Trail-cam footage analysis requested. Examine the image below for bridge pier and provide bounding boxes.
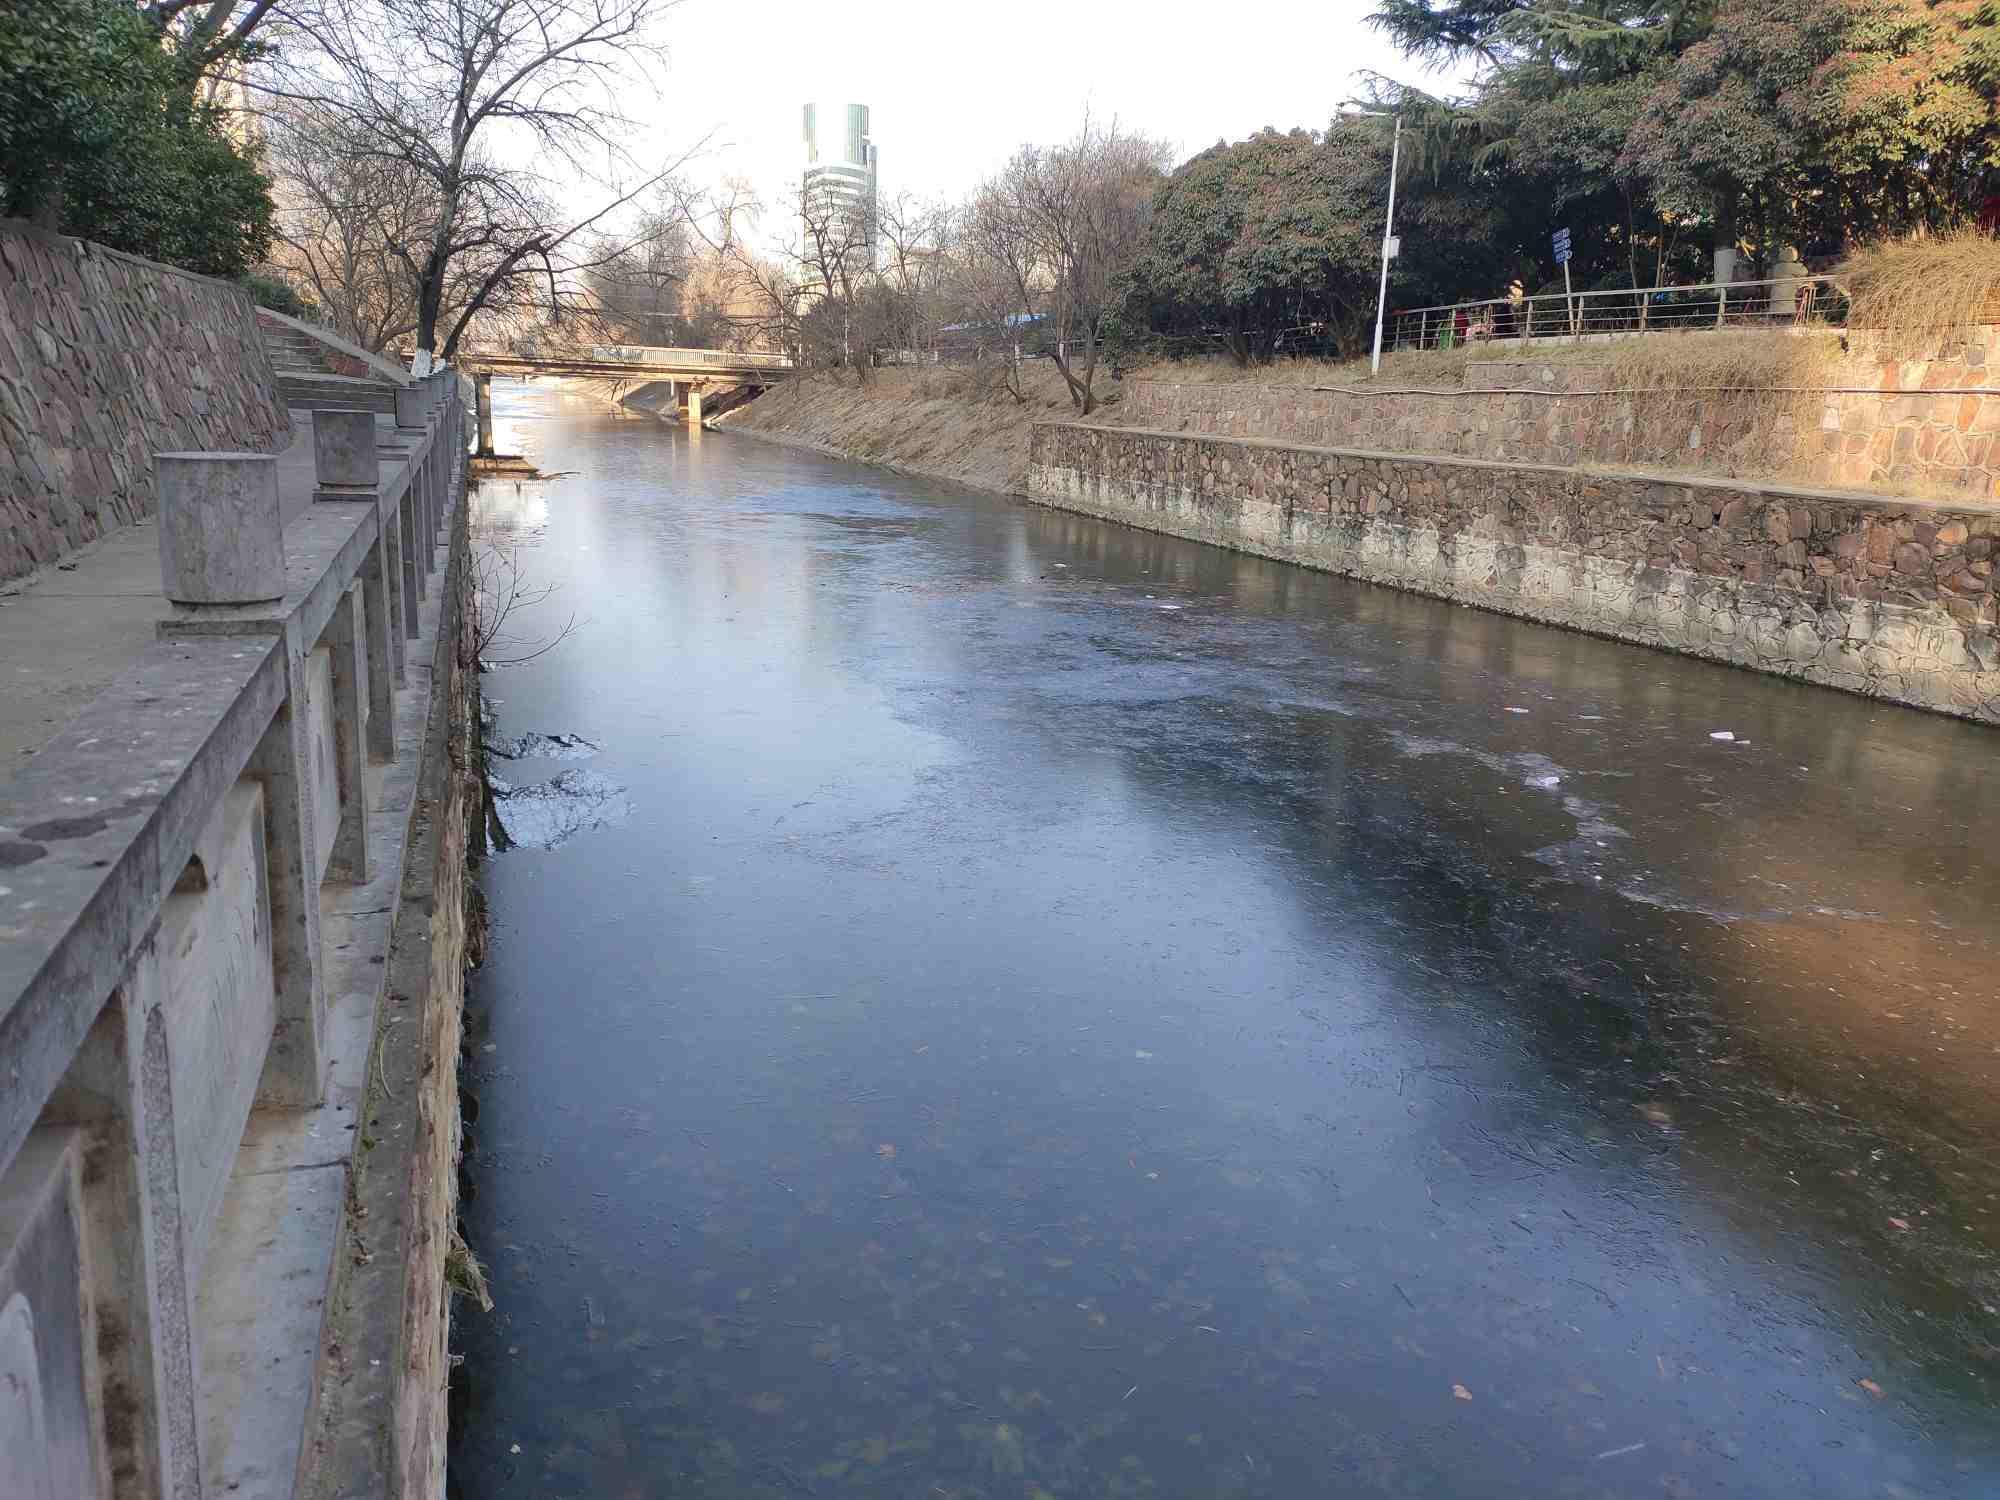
[686,385,703,429]
[475,372,495,457]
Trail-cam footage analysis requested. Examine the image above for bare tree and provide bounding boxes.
[142,0,284,83]
[979,117,1170,414]
[272,0,691,359]
[796,177,875,371]
[874,193,956,363]
[585,205,693,343]
[704,177,873,376]
[265,104,430,350]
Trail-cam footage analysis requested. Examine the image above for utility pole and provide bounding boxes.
[1344,104,1403,376]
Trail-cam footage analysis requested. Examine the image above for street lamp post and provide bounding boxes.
[1343,103,1404,376]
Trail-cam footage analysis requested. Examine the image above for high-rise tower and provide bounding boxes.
[801,102,878,284]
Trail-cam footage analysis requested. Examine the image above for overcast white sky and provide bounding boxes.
[644,0,1466,224]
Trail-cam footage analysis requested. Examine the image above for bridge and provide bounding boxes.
[456,344,794,448]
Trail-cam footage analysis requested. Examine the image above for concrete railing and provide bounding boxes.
[0,373,467,1498]
[582,343,794,369]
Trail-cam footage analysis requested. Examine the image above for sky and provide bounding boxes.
[642,0,1470,230]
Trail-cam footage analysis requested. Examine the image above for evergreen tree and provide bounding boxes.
[0,0,274,278]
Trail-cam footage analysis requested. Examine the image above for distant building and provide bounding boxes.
[801,102,878,287]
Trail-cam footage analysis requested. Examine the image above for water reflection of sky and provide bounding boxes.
[450,380,1999,1499]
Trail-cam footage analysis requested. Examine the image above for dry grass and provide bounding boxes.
[1837,227,2000,357]
[1585,329,1841,394]
[718,364,1094,493]
[1126,348,1476,389]
[1131,329,1844,394]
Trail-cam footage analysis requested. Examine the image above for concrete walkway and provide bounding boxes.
[0,412,410,763]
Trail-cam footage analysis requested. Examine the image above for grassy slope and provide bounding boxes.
[1126,331,1845,393]
[716,365,1121,495]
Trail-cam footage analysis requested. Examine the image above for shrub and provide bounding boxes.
[0,0,274,278]
[239,271,318,321]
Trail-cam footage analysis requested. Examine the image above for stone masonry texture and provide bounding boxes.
[0,219,291,584]
[1030,423,2000,723]
[1124,326,2000,501]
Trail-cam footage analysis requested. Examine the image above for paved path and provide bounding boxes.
[0,412,407,762]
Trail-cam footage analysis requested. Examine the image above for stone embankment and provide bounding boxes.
[1,221,482,1500]
[707,336,2000,721]
[1,219,292,583]
[1029,424,1999,722]
[1124,330,2000,500]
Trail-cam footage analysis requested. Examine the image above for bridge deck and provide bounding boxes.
[463,348,792,382]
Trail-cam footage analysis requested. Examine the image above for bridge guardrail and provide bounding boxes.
[583,344,793,369]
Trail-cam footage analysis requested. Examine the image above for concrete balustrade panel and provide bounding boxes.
[248,649,329,1108]
[321,585,371,881]
[0,1132,101,1500]
[39,958,202,1498]
[378,441,423,633]
[155,452,287,605]
[0,1290,57,1500]
[0,637,285,1178]
[303,645,342,887]
[362,530,399,753]
[374,492,408,680]
[158,783,275,1275]
[412,463,434,596]
[396,470,424,627]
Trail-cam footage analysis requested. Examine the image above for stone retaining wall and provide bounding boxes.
[1029,423,2000,723]
[1125,328,2000,501]
[0,220,291,583]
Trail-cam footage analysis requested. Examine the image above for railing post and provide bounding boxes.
[149,452,328,1107]
[421,378,443,549]
[246,647,329,1107]
[311,407,377,503]
[393,385,433,599]
[321,583,370,883]
[442,372,463,524]
[312,404,399,758]
[379,433,422,638]
[420,375,440,541]
[155,452,286,605]
[475,372,495,458]
[430,374,451,542]
[313,410,402,679]
[37,961,203,1499]
[363,508,402,734]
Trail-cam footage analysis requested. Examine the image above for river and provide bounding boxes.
[448,382,1998,1498]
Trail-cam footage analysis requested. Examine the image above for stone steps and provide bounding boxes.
[264,336,334,374]
[276,372,398,416]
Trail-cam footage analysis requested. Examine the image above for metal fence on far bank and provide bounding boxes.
[1389,276,1848,351]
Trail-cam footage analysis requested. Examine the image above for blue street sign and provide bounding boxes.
[1552,227,1572,265]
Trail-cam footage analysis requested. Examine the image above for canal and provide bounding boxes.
[449,383,1999,1498]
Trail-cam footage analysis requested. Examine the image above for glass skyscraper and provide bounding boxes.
[801,102,878,283]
